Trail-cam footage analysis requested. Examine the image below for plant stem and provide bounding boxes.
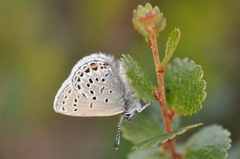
[149,29,180,159]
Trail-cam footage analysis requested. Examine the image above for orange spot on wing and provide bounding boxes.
[90,62,98,70]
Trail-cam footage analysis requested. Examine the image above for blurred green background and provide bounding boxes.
[1,0,240,158]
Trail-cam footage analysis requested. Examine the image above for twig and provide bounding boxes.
[148,28,181,159]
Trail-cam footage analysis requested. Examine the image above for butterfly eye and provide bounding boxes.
[89,62,98,70]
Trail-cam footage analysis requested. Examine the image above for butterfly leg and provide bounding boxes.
[137,103,150,113]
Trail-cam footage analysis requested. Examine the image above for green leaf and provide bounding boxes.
[127,147,164,159]
[161,28,181,67]
[122,103,164,145]
[132,3,166,40]
[133,123,203,150]
[164,58,207,116]
[183,125,232,159]
[121,54,155,104]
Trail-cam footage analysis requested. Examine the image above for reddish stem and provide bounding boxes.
[149,29,181,159]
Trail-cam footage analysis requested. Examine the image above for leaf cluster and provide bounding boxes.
[120,3,232,159]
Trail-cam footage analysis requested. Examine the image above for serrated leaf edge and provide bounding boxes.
[183,125,232,159]
[165,58,207,116]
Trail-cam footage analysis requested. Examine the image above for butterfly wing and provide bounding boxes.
[54,78,125,116]
[53,54,126,117]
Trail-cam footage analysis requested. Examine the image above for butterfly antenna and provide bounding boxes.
[114,115,125,150]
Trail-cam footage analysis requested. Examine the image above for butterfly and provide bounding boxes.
[53,53,149,149]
